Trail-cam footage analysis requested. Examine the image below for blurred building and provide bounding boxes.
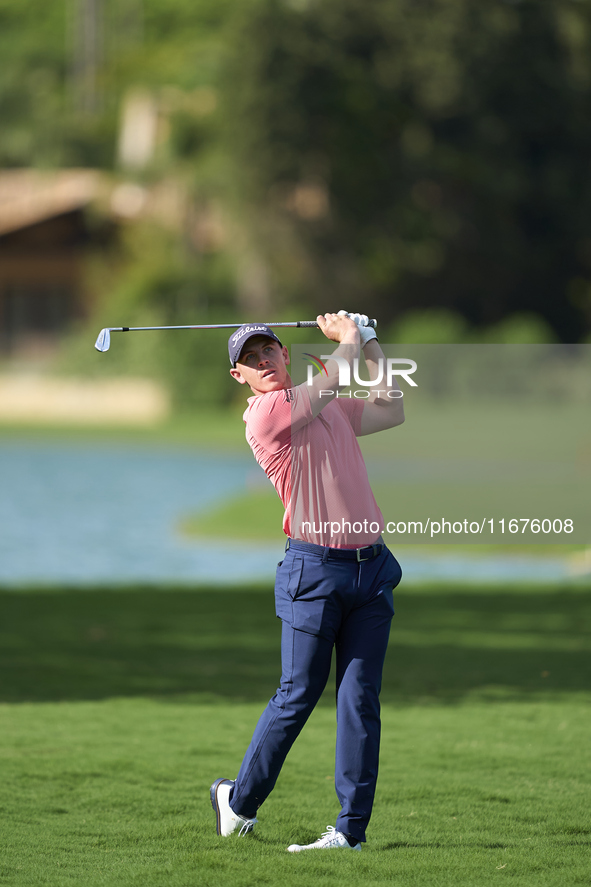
[0,169,111,356]
[0,166,198,358]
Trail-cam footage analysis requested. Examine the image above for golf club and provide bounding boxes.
[94,318,377,352]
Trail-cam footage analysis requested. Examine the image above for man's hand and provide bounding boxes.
[316,312,360,345]
[331,311,403,435]
[338,310,378,348]
[304,313,359,418]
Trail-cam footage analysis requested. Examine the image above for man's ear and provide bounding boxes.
[230,367,247,385]
[282,345,290,366]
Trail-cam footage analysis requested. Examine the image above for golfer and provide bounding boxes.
[211,311,404,851]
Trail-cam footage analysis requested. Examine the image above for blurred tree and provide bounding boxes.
[60,220,238,407]
[220,0,591,341]
[0,0,236,168]
[3,0,591,353]
[388,309,470,345]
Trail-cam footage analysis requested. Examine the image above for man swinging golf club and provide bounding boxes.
[211,310,404,852]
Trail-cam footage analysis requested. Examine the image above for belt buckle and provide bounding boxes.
[356,543,381,562]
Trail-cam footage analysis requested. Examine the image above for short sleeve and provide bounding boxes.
[245,385,313,453]
[334,398,365,436]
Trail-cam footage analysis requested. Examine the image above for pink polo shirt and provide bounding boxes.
[243,385,384,548]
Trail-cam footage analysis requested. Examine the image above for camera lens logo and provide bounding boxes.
[302,353,328,376]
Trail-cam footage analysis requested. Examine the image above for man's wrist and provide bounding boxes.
[359,328,378,348]
[340,330,361,346]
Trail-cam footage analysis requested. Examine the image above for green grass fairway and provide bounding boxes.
[1,582,590,886]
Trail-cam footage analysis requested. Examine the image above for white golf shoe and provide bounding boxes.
[210,778,258,837]
[287,825,362,852]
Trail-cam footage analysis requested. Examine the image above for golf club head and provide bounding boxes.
[95,328,111,352]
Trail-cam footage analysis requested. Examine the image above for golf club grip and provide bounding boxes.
[298,318,377,328]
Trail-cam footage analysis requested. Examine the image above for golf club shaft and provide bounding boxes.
[105,320,376,332]
[94,319,377,351]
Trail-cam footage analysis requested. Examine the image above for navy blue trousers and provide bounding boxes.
[230,540,402,843]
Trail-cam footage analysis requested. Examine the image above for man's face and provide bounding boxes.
[230,336,291,395]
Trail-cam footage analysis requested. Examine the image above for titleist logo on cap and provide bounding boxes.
[231,325,268,346]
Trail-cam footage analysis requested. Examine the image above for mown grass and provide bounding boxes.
[1,582,590,886]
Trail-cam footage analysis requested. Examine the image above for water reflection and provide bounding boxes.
[0,442,583,586]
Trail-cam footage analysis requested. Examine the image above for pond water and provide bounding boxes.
[0,441,584,587]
